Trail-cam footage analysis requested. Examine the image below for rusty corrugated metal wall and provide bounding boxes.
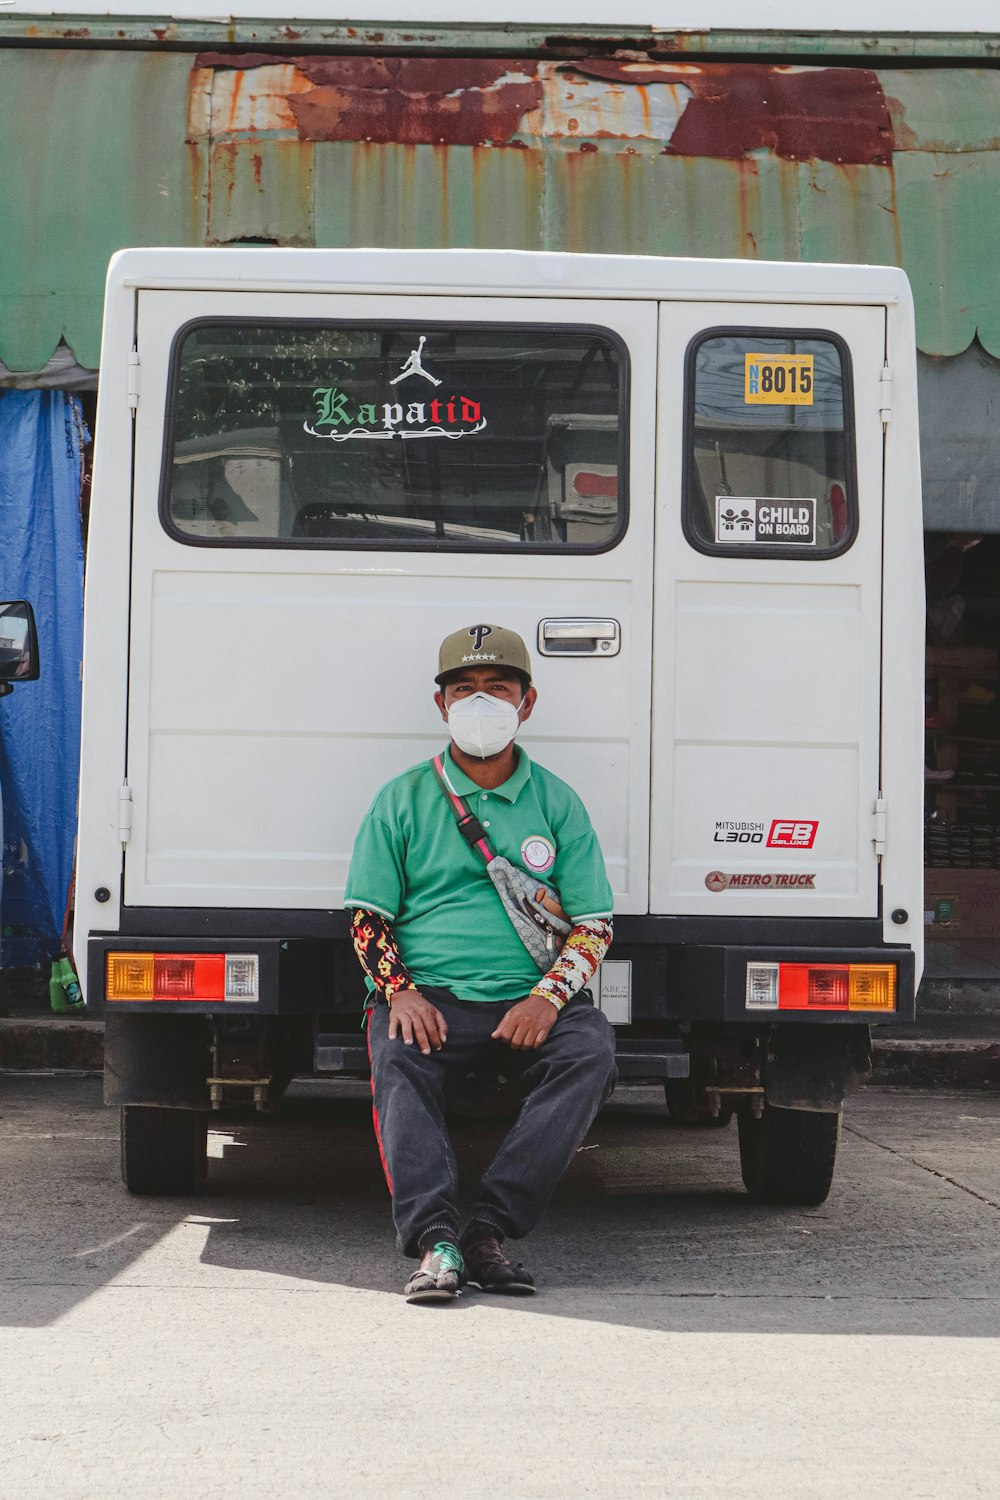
[0,47,998,372]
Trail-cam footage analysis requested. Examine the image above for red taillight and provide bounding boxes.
[106,951,258,1003]
[830,483,848,542]
[745,961,897,1013]
[572,471,618,499]
[153,954,226,1001]
[780,964,850,1010]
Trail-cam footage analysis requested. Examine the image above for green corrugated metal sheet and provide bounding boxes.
[0,50,201,369]
[313,142,545,253]
[1,50,998,372]
[894,150,1000,357]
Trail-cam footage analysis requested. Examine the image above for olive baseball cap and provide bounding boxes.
[435,623,533,685]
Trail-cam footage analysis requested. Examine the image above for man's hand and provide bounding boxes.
[535,886,569,923]
[492,995,558,1051]
[388,989,448,1055]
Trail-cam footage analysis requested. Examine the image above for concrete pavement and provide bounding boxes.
[3,1077,1000,1499]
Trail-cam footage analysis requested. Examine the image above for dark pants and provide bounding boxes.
[366,989,617,1257]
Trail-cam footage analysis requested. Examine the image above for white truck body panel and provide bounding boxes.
[652,301,886,917]
[124,290,656,913]
[76,248,924,995]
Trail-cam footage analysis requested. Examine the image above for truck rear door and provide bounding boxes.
[651,302,887,917]
[124,291,657,914]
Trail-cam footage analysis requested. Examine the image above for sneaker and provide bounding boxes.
[403,1241,466,1304]
[462,1236,535,1295]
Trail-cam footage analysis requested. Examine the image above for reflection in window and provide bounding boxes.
[686,334,854,553]
[165,324,626,550]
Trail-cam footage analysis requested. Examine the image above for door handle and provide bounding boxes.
[537,618,621,657]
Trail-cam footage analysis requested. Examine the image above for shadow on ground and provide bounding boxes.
[3,1075,1000,1336]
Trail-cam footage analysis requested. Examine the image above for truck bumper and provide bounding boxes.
[87,912,916,1026]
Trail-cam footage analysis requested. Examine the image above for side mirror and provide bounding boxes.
[0,602,39,695]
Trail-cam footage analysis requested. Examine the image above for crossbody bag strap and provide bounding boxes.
[430,754,496,867]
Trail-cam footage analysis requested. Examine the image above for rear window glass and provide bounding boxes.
[684,330,856,556]
[163,322,627,552]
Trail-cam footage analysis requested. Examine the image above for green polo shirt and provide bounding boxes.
[344,746,613,1003]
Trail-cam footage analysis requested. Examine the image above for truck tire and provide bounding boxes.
[120,1106,209,1195]
[737,1101,840,1206]
[664,1081,733,1127]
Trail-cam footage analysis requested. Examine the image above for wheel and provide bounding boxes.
[664,1080,733,1128]
[120,1106,209,1195]
[738,1101,840,1205]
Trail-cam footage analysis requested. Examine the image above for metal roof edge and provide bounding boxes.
[2,16,999,57]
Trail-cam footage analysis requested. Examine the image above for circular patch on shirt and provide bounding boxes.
[521,835,556,873]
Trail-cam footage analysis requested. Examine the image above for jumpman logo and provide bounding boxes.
[389,336,442,387]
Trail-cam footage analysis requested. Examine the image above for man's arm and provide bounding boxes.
[531,917,614,1010]
[350,908,415,1000]
[350,909,448,1054]
[492,917,613,1050]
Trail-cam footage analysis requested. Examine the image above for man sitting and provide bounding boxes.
[345,623,616,1303]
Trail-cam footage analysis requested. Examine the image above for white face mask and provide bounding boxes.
[447,692,524,760]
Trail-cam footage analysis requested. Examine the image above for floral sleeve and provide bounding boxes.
[529,918,613,1010]
[350,909,415,1001]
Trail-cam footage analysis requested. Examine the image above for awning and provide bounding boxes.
[0,51,999,375]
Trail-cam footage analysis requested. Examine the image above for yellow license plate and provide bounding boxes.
[744,353,814,405]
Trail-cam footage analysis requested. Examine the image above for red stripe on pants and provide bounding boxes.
[366,1007,393,1193]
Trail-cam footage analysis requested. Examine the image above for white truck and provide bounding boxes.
[77,247,924,1204]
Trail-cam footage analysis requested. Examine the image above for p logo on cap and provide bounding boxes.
[435,623,533,684]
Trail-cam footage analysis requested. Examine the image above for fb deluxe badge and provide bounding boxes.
[521,836,556,874]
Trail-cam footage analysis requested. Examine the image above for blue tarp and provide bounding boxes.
[0,392,85,967]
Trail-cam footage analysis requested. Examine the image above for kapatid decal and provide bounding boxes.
[706,871,817,892]
[521,835,556,874]
[716,496,816,546]
[305,335,488,443]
